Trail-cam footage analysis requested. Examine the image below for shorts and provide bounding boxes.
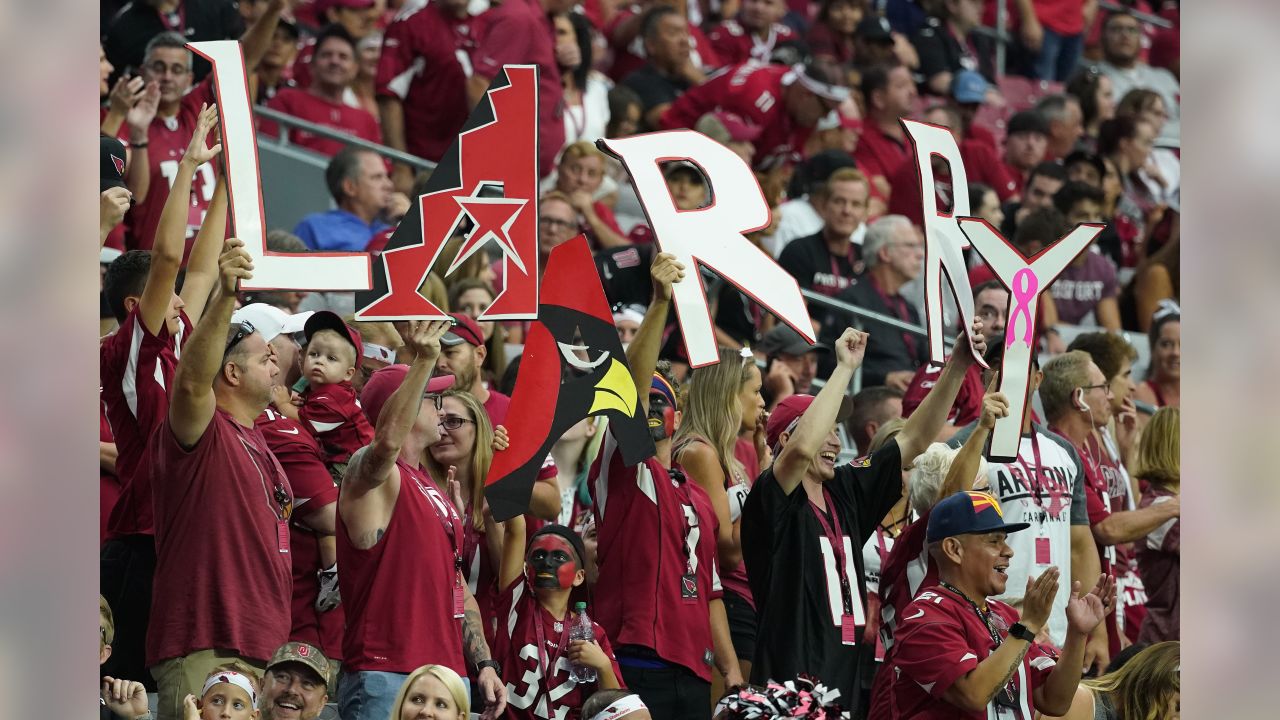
[721,589,757,662]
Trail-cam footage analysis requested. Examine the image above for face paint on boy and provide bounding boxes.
[527,535,580,589]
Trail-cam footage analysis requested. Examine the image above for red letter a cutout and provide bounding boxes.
[355,65,540,320]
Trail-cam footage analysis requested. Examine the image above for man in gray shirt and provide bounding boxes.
[1098,12,1180,145]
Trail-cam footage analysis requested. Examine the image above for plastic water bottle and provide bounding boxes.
[569,602,598,683]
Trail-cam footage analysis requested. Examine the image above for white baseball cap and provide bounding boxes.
[230,303,313,343]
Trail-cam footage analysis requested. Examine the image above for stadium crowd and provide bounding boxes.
[99,0,1181,718]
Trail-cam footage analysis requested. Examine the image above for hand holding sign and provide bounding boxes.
[650,252,686,302]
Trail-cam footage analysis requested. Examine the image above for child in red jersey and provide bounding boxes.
[492,513,623,720]
[273,310,375,480]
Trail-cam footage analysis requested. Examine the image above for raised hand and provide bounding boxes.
[183,103,223,167]
[1066,574,1115,638]
[1020,566,1060,634]
[445,465,466,517]
[978,389,1010,430]
[108,75,144,117]
[401,319,453,362]
[834,328,869,371]
[957,315,987,366]
[650,252,686,302]
[126,80,160,137]
[217,238,254,295]
[492,424,510,452]
[101,677,150,720]
[1115,396,1139,455]
[101,187,132,236]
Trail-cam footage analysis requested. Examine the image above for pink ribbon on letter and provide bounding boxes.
[1005,267,1038,348]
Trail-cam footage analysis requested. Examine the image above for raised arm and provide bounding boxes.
[123,81,158,199]
[772,328,867,496]
[140,104,221,336]
[240,0,289,73]
[626,252,685,412]
[939,384,1007,500]
[496,512,527,590]
[168,239,252,448]
[898,320,986,465]
[342,320,452,497]
[179,173,227,324]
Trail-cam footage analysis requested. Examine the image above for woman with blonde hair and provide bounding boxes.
[1047,641,1179,720]
[391,664,470,720]
[672,346,766,684]
[1135,406,1180,643]
[447,278,509,385]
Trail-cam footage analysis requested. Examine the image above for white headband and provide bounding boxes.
[201,671,258,708]
[613,307,645,327]
[590,694,648,720]
[786,64,852,103]
[363,343,396,364]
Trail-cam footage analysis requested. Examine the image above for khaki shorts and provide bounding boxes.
[150,649,266,720]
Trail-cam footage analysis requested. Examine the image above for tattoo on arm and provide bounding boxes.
[463,608,491,665]
[986,644,1032,704]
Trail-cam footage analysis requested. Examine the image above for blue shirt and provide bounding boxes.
[293,209,389,252]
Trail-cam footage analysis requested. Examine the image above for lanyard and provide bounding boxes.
[868,273,918,359]
[531,600,574,692]
[809,489,853,613]
[938,581,1020,708]
[1027,432,1046,509]
[233,421,292,522]
[420,470,465,574]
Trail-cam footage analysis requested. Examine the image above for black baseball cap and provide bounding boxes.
[1064,150,1106,180]
[926,491,1031,543]
[102,135,128,192]
[758,325,829,357]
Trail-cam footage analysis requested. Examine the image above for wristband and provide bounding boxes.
[130,141,149,149]
[476,659,502,675]
[1008,622,1036,643]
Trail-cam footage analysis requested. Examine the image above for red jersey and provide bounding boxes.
[605,6,722,82]
[119,79,218,252]
[876,585,1059,719]
[497,579,625,720]
[148,411,294,665]
[472,0,564,177]
[706,20,797,67]
[337,459,467,674]
[100,307,193,538]
[661,63,811,170]
[376,1,479,162]
[901,363,985,429]
[853,120,911,191]
[100,400,122,545]
[588,432,723,681]
[299,380,374,465]
[483,389,513,426]
[256,408,345,661]
[877,510,933,655]
[261,88,382,158]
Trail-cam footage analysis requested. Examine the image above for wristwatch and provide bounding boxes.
[1008,622,1036,643]
[477,659,502,675]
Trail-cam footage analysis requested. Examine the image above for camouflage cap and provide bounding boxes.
[266,642,330,686]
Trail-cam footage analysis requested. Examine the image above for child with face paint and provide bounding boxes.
[183,665,263,720]
[493,513,623,720]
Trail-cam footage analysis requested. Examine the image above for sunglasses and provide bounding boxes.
[224,320,256,359]
[439,415,476,431]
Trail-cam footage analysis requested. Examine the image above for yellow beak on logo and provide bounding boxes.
[589,359,639,417]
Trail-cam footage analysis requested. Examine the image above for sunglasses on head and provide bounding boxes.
[224,320,255,359]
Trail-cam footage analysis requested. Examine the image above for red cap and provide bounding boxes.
[710,111,762,142]
[765,393,854,450]
[442,313,485,347]
[360,364,456,426]
[304,311,364,366]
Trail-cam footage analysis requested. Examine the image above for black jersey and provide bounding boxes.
[741,440,903,718]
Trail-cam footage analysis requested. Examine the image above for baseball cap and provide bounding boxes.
[304,310,364,361]
[102,135,128,192]
[951,70,989,105]
[758,325,829,357]
[663,160,703,181]
[1064,149,1106,181]
[231,304,312,344]
[360,364,455,426]
[855,15,893,42]
[266,641,331,686]
[926,490,1030,543]
[441,312,485,347]
[1006,110,1049,137]
[698,111,762,143]
[765,393,853,450]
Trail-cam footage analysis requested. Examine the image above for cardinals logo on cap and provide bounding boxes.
[111,154,125,176]
[966,491,1004,517]
[484,236,654,521]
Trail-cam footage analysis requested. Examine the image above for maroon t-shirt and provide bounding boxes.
[118,79,217,253]
[1136,485,1179,643]
[706,20,796,67]
[662,63,812,170]
[588,433,723,681]
[853,121,911,192]
[1050,252,1118,326]
[100,400,122,545]
[148,411,294,665]
[901,363,985,429]
[261,88,382,158]
[497,579,625,720]
[299,380,375,465]
[472,0,564,177]
[101,307,193,538]
[337,459,467,674]
[483,389,513,427]
[376,1,479,162]
[256,408,345,661]
[876,585,1059,719]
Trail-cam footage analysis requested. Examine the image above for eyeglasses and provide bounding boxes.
[1106,25,1142,36]
[1080,383,1109,393]
[224,321,256,358]
[539,216,577,231]
[145,61,191,76]
[439,415,476,431]
[424,393,445,412]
